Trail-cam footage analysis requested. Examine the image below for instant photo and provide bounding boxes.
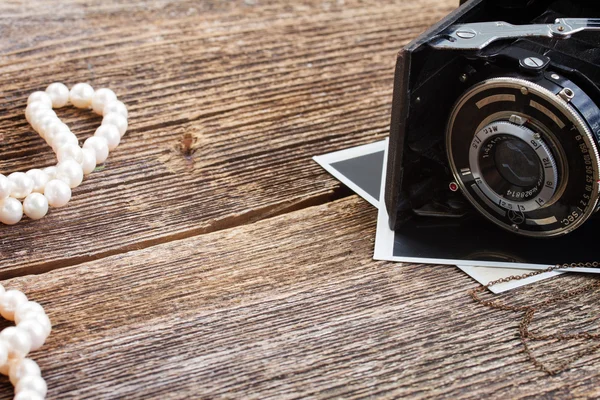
[314,140,563,293]
[313,141,385,208]
[375,141,600,274]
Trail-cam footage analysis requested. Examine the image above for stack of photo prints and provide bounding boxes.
[314,139,600,294]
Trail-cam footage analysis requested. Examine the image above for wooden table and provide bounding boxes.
[1,0,600,398]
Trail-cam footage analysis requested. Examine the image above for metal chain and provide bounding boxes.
[469,262,600,375]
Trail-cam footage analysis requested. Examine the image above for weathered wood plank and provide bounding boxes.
[0,196,598,399]
[0,0,455,277]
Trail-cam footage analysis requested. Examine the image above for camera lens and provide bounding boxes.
[446,76,600,237]
[471,122,554,209]
[493,138,541,187]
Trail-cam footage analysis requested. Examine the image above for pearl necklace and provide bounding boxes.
[0,284,52,399]
[0,82,128,225]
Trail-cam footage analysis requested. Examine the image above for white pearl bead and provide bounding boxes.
[0,341,8,370]
[56,160,84,188]
[0,290,28,321]
[14,302,46,325]
[83,136,109,164]
[81,148,97,175]
[45,82,69,108]
[34,112,59,138]
[50,131,78,152]
[102,112,128,137]
[18,319,49,351]
[44,179,71,208]
[9,358,40,386]
[15,376,48,398]
[92,88,117,114]
[32,113,56,135]
[95,124,120,150]
[26,92,52,108]
[0,327,31,360]
[25,102,50,124]
[23,313,51,337]
[23,193,49,220]
[44,121,70,143]
[8,172,34,199]
[42,166,57,180]
[0,198,23,225]
[15,390,45,400]
[103,100,128,118]
[69,83,94,108]
[56,143,83,163]
[25,169,49,193]
[14,389,45,400]
[0,174,11,199]
[33,107,56,120]
[16,310,43,325]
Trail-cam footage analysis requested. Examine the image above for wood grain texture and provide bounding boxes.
[0,0,454,277]
[3,1,600,399]
[0,196,598,399]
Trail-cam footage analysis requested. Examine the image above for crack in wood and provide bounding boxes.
[0,187,354,280]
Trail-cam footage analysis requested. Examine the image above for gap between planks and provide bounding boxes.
[0,183,356,280]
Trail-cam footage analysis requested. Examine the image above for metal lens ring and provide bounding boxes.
[446,75,600,237]
[469,121,558,212]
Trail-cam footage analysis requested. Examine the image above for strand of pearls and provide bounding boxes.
[0,284,52,399]
[0,83,128,225]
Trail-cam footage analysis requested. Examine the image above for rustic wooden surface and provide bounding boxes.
[1,0,599,398]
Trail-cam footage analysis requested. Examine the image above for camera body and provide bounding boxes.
[385,0,600,237]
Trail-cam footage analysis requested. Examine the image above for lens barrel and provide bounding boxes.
[446,74,600,237]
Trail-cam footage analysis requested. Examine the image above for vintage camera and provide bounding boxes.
[385,0,600,237]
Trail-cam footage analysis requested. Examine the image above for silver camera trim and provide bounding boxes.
[430,18,600,51]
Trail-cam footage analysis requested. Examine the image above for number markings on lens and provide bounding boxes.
[542,157,553,169]
[470,184,506,216]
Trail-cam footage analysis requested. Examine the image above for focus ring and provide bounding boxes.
[469,120,558,212]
